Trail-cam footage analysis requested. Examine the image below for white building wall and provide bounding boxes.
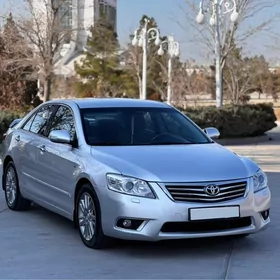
[31,0,117,76]
[58,0,117,76]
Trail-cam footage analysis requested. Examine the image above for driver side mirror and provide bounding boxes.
[49,130,71,144]
[204,127,220,139]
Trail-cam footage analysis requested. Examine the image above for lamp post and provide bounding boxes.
[157,36,180,105]
[196,0,239,108]
[132,18,161,100]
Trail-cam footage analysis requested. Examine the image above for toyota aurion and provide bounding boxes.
[1,98,271,249]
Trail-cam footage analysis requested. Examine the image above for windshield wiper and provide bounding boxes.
[91,142,122,146]
[149,142,193,145]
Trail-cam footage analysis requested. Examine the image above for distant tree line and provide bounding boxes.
[0,2,280,113]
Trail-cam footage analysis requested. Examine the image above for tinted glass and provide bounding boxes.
[81,107,210,146]
[29,105,55,135]
[48,105,76,141]
[22,115,36,131]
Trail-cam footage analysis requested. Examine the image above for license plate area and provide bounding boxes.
[189,206,240,221]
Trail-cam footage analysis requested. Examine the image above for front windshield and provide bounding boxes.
[80,107,211,146]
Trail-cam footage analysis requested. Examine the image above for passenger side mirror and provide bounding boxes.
[204,127,220,139]
[9,118,22,128]
[49,130,71,144]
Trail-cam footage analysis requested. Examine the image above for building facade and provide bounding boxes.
[30,0,117,77]
[54,0,117,76]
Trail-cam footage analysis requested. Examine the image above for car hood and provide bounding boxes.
[90,143,259,182]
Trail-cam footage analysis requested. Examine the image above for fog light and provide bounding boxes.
[116,218,145,230]
[123,219,132,227]
[261,209,270,220]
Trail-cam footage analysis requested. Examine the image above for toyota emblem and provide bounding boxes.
[204,184,220,196]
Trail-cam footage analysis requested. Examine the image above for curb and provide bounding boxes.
[215,134,270,146]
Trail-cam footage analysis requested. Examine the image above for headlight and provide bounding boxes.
[106,174,156,198]
[253,169,268,193]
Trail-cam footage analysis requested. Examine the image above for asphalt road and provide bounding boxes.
[0,129,280,279]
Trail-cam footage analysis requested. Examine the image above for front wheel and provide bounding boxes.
[234,234,250,239]
[4,161,31,211]
[76,184,110,249]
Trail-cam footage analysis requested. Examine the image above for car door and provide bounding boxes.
[14,104,57,198]
[35,105,79,214]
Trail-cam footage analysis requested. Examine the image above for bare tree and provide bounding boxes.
[251,56,279,100]
[0,14,32,76]
[222,53,279,104]
[10,0,77,102]
[179,0,280,87]
[122,46,143,98]
[122,43,166,99]
[122,16,169,99]
[265,29,280,67]
[145,55,215,105]
[0,13,39,110]
[175,64,214,105]
[223,56,255,104]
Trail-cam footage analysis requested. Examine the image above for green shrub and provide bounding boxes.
[0,104,277,143]
[180,103,277,138]
[0,111,22,143]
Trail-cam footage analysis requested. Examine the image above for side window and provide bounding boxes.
[29,105,55,136]
[48,106,76,142]
[22,115,36,131]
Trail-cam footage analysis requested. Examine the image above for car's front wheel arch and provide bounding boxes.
[73,178,99,227]
[2,155,13,190]
[74,180,110,249]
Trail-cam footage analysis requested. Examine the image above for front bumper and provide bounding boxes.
[100,180,271,241]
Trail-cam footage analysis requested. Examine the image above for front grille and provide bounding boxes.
[165,180,247,203]
[161,217,252,233]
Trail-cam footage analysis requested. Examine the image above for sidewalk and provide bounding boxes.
[224,125,280,172]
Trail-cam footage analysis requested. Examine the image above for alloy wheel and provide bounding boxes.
[5,166,17,207]
[78,192,96,241]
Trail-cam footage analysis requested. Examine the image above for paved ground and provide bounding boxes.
[0,128,280,279]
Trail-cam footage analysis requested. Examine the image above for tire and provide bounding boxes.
[4,161,31,211]
[235,234,250,239]
[75,183,110,249]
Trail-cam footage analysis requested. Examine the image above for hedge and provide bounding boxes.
[0,111,22,143]
[181,103,277,138]
[0,103,277,142]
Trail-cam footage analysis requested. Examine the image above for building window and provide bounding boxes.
[56,0,73,43]
[99,0,106,18]
[98,0,116,28]
[108,5,116,27]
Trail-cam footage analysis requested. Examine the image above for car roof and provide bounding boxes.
[47,98,170,109]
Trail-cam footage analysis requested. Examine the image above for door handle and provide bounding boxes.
[39,145,46,152]
[15,135,20,142]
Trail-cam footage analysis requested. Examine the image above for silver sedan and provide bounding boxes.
[1,98,271,249]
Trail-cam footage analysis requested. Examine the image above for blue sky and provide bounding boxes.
[117,0,210,62]
[117,0,185,45]
[1,0,280,64]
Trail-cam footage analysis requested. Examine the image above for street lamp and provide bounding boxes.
[132,18,161,100]
[196,0,239,108]
[157,36,180,105]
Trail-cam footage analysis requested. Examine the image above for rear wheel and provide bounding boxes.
[76,184,110,249]
[4,161,31,211]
